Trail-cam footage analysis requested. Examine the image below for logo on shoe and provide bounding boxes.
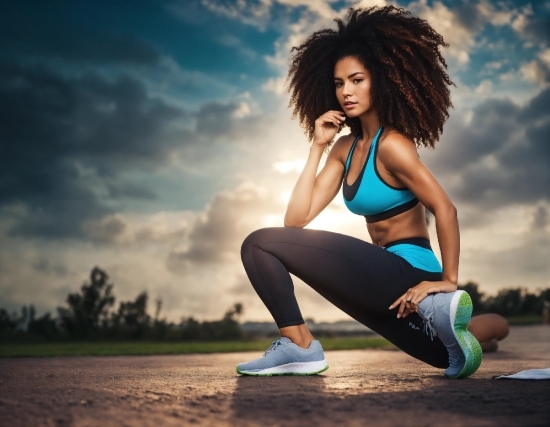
[408,322,420,330]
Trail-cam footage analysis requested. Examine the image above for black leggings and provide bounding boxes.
[241,227,449,368]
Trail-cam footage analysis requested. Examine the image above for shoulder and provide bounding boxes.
[377,129,419,171]
[328,133,356,165]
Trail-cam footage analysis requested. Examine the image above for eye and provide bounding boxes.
[335,82,342,87]
[353,78,363,84]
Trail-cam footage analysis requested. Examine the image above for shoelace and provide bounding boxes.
[422,316,438,341]
[264,339,283,356]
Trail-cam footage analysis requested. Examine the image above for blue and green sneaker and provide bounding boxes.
[236,337,329,376]
[418,290,483,378]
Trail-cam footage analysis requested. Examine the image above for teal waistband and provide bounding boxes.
[385,243,442,273]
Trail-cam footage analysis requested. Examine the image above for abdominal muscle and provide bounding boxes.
[366,202,430,247]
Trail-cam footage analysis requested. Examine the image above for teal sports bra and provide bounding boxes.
[343,125,419,223]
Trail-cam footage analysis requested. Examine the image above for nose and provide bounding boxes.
[342,81,352,97]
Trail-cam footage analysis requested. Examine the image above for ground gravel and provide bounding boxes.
[0,325,549,427]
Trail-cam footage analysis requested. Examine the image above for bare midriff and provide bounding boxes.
[366,199,430,247]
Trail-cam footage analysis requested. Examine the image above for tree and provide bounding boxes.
[27,305,59,340]
[57,267,115,339]
[112,292,150,339]
[115,292,149,327]
[0,309,18,339]
[224,303,243,320]
[484,288,525,316]
[180,303,244,341]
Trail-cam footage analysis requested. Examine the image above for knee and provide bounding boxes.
[241,227,277,258]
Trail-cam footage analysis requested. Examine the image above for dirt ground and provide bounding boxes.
[1,325,549,427]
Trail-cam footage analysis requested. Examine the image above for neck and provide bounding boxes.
[358,110,380,141]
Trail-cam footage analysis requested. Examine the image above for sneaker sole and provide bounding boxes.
[236,359,329,376]
[446,291,483,379]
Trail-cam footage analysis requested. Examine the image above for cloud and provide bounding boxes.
[406,0,513,65]
[511,4,550,46]
[0,4,161,66]
[82,215,128,244]
[195,101,251,136]
[167,181,283,270]
[0,60,189,238]
[462,231,550,290]
[0,56,266,240]
[406,0,477,64]
[169,0,273,30]
[423,87,550,212]
[81,210,193,245]
[519,48,550,87]
[532,205,549,231]
[275,0,342,19]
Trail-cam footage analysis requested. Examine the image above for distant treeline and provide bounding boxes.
[1,268,549,342]
[458,282,550,316]
[0,267,243,342]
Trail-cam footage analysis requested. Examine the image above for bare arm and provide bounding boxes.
[284,111,347,227]
[384,133,460,316]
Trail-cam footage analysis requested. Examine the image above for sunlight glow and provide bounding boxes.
[273,159,306,174]
[280,190,292,204]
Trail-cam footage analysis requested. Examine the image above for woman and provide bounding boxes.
[237,6,482,378]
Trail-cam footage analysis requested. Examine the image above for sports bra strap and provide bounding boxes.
[344,125,383,172]
[344,134,361,171]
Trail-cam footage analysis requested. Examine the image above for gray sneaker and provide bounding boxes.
[236,337,329,376]
[417,290,483,378]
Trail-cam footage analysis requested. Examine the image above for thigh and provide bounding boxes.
[360,311,448,368]
[249,227,420,313]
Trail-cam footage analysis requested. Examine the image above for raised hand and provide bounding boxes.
[313,111,346,148]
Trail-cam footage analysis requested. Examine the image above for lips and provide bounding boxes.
[344,102,357,109]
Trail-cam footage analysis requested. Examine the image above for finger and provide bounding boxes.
[402,290,416,317]
[389,294,406,310]
[403,298,415,318]
[321,119,338,128]
[410,291,427,313]
[317,114,338,124]
[410,291,420,312]
[411,291,427,305]
[327,114,344,125]
[397,299,407,318]
[396,288,413,317]
[329,111,346,121]
[325,114,343,126]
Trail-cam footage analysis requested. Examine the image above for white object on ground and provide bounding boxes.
[495,368,550,380]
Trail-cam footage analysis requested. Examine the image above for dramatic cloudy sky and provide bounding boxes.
[1,0,549,323]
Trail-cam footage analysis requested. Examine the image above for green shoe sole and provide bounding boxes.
[236,364,329,377]
[446,291,483,379]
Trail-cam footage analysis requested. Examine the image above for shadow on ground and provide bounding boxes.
[0,325,548,426]
[231,373,548,427]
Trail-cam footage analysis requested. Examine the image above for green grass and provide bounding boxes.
[0,336,392,358]
[504,315,543,325]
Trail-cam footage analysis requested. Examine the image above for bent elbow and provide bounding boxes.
[284,220,305,228]
[433,202,457,218]
[450,203,458,217]
[283,215,306,228]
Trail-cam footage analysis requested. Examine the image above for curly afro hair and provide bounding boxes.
[287,5,454,148]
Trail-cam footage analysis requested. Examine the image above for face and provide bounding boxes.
[333,56,374,118]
